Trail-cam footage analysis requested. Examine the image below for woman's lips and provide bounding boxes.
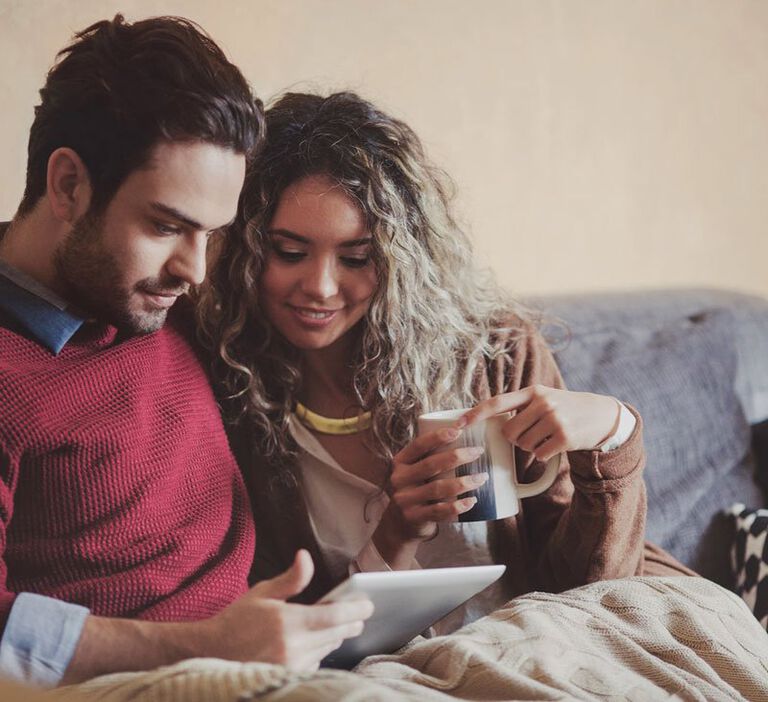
[289,305,340,327]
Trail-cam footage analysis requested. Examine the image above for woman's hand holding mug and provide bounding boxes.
[372,429,488,568]
[373,385,621,569]
[381,431,487,532]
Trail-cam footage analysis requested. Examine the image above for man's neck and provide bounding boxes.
[0,210,65,294]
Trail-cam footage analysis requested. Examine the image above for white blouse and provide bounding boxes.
[292,415,524,634]
[289,403,635,634]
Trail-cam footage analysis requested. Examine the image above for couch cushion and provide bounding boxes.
[534,290,768,425]
[531,291,767,585]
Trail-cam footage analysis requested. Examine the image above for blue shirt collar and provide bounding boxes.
[0,257,85,355]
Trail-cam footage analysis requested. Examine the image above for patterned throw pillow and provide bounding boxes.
[728,503,768,630]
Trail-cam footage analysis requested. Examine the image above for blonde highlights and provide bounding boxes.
[197,92,528,463]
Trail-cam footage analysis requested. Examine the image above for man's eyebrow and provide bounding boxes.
[267,228,372,248]
[150,202,204,230]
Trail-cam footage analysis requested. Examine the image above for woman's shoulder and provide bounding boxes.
[483,309,563,394]
[489,309,549,355]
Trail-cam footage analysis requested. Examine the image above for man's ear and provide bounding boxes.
[46,147,93,223]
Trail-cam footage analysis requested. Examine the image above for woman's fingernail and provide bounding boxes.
[469,447,485,458]
[463,496,478,508]
[470,473,488,485]
[440,428,460,441]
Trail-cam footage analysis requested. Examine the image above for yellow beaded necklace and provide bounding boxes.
[295,401,372,435]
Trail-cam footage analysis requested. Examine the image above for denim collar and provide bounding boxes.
[0,256,85,355]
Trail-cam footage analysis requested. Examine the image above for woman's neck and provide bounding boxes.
[298,335,361,417]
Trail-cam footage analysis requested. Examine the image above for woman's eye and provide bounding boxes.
[273,248,306,262]
[341,256,370,269]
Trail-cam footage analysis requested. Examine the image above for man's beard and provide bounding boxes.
[53,212,186,335]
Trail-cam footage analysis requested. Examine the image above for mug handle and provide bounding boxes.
[515,453,561,499]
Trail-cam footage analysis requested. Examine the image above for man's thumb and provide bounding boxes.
[255,549,314,600]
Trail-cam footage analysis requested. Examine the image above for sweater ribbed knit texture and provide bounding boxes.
[0,308,255,632]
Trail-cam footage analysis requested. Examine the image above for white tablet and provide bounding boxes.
[319,564,506,669]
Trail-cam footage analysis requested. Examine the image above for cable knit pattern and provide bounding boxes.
[0,309,255,632]
[46,578,768,702]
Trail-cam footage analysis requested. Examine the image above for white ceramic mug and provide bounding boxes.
[417,408,561,522]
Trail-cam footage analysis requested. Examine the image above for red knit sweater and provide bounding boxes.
[0,309,255,632]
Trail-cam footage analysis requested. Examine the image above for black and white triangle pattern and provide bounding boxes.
[728,503,768,631]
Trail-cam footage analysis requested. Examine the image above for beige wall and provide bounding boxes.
[1,0,767,297]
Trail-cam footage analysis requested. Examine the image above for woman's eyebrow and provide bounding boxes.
[339,237,372,248]
[266,228,307,243]
[267,229,372,248]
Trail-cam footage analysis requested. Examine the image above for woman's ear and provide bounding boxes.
[46,147,93,223]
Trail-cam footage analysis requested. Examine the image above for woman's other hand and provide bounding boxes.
[458,385,621,463]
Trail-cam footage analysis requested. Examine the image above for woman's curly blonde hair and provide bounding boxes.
[196,91,529,464]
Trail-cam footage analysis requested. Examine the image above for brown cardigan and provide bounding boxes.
[231,323,694,603]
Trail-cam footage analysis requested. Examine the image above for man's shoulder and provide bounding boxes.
[0,311,48,434]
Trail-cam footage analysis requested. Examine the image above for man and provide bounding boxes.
[0,14,371,687]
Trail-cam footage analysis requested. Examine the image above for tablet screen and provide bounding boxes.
[320,564,506,669]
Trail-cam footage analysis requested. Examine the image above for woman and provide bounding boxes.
[198,92,691,628]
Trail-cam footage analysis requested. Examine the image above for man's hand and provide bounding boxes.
[61,550,373,684]
[199,549,374,669]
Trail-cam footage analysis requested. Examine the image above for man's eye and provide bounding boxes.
[341,256,370,269]
[273,248,306,262]
[154,222,181,236]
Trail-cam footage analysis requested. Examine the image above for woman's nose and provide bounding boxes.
[301,258,339,299]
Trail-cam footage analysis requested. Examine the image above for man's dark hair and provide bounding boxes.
[17,14,263,216]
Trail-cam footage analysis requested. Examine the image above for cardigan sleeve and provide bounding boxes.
[490,325,647,593]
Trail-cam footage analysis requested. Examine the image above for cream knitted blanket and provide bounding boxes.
[48,577,768,702]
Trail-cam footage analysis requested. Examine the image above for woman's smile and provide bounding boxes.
[259,174,377,351]
[289,304,341,327]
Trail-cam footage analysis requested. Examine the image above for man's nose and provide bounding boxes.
[168,232,208,287]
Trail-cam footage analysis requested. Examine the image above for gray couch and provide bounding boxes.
[531,289,768,587]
